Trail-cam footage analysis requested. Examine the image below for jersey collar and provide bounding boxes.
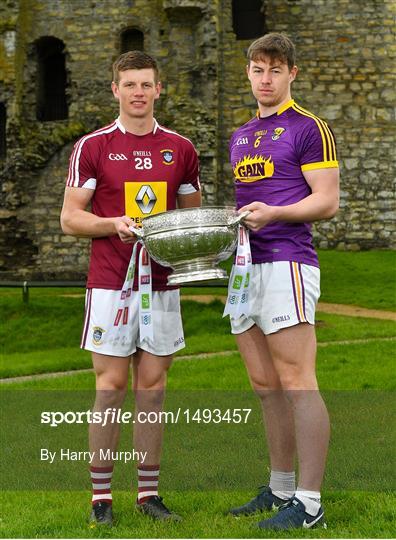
[116,117,159,135]
[255,99,295,119]
[277,99,294,115]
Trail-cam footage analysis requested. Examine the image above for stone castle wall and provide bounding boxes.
[0,0,395,280]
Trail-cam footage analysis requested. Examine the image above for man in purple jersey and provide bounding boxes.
[227,34,339,530]
[61,51,201,526]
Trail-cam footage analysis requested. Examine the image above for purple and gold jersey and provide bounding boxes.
[230,99,338,267]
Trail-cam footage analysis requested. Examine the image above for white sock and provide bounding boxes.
[269,470,296,500]
[295,488,321,516]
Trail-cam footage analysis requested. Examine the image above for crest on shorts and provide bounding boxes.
[92,326,105,345]
[161,149,174,165]
[272,127,286,141]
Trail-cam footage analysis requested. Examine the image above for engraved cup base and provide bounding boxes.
[167,263,228,285]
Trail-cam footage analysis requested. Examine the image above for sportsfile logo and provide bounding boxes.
[108,153,127,160]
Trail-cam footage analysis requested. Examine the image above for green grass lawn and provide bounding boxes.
[1,348,395,538]
[0,249,395,538]
[1,301,395,378]
[1,490,395,538]
[184,249,396,311]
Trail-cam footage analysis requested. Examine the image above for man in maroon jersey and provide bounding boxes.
[61,51,201,526]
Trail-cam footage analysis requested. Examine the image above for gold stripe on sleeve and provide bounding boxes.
[292,104,337,163]
[301,161,339,171]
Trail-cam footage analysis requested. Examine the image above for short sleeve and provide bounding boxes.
[66,136,98,189]
[297,118,338,172]
[177,142,200,194]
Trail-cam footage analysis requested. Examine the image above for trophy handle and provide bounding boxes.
[129,226,144,239]
[230,210,251,226]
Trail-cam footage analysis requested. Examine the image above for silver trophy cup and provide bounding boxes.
[131,206,248,285]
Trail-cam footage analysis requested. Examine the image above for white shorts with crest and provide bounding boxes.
[230,261,320,336]
[81,288,185,357]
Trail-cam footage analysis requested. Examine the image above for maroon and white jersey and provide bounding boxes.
[66,118,200,290]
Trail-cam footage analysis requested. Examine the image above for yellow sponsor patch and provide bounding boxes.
[124,181,167,223]
[233,154,274,182]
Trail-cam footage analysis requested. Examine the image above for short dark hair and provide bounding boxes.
[112,51,160,84]
[247,33,296,70]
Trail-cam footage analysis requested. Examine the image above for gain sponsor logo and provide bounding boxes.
[233,154,274,182]
[108,153,127,160]
[92,326,105,345]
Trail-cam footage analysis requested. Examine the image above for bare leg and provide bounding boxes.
[89,352,130,467]
[132,349,173,466]
[266,323,330,491]
[236,325,296,472]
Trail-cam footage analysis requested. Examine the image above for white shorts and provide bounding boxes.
[230,261,320,336]
[81,288,185,357]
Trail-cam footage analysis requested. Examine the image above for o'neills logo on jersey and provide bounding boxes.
[161,149,174,165]
[233,154,274,182]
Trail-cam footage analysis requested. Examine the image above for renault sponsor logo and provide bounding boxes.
[109,153,127,160]
[135,185,157,214]
[124,181,167,220]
